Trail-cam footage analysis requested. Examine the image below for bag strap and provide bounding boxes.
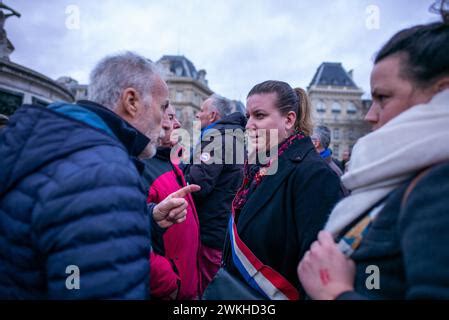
[337,200,386,257]
[337,167,433,257]
[401,167,432,208]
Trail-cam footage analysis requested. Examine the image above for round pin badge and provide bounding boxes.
[200,152,211,162]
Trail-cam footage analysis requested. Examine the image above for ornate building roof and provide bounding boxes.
[309,62,358,88]
[157,55,208,85]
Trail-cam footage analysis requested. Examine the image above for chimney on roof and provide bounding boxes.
[198,69,207,84]
[348,69,354,79]
[157,59,172,78]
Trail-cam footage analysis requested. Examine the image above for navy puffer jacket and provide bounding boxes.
[0,102,151,299]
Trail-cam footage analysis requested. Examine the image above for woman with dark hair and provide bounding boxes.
[219,81,343,300]
[298,1,449,300]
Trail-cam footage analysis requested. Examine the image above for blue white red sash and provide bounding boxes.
[228,215,300,300]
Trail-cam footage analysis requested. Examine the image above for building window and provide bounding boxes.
[347,102,357,114]
[333,144,340,157]
[333,128,340,140]
[349,128,356,140]
[76,88,88,100]
[176,108,182,121]
[176,91,183,102]
[0,88,23,116]
[316,101,326,113]
[175,66,183,76]
[32,97,49,107]
[332,102,341,113]
[194,92,201,105]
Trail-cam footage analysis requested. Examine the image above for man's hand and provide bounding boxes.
[153,184,201,228]
[297,231,356,300]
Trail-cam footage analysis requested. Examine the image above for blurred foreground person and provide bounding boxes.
[298,2,449,300]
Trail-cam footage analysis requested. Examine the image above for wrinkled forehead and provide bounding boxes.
[151,74,169,98]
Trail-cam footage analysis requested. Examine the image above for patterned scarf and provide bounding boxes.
[233,132,305,216]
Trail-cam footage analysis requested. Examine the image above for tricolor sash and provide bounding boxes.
[228,215,300,300]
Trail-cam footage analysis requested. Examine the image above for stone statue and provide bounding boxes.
[0,1,21,61]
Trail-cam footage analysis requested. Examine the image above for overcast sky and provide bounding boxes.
[5,0,438,101]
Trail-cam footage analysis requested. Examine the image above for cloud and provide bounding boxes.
[5,0,438,101]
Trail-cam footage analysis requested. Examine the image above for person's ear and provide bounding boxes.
[209,110,218,123]
[285,111,296,131]
[433,77,449,94]
[121,88,141,118]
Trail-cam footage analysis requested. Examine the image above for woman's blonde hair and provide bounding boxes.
[247,80,313,136]
[293,87,313,136]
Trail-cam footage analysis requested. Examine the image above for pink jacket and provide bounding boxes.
[144,148,202,300]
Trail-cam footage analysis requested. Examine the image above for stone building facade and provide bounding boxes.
[156,55,214,134]
[0,3,74,117]
[0,59,74,116]
[56,76,88,101]
[308,62,371,160]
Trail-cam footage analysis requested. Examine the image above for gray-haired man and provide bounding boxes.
[183,94,247,291]
[0,51,198,299]
[311,125,344,177]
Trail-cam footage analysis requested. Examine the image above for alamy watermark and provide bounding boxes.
[169,121,281,175]
[365,265,380,290]
[65,265,80,290]
[65,4,80,30]
[365,5,380,30]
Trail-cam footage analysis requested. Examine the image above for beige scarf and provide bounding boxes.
[325,89,449,237]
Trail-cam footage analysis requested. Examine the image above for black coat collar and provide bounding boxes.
[77,100,150,158]
[237,137,315,233]
[155,146,172,161]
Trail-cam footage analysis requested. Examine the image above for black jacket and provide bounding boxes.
[184,112,246,250]
[224,137,344,296]
[337,162,449,300]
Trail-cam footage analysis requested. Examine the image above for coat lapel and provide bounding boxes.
[236,157,295,234]
[236,136,315,234]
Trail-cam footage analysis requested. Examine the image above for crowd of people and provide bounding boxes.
[0,1,448,300]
